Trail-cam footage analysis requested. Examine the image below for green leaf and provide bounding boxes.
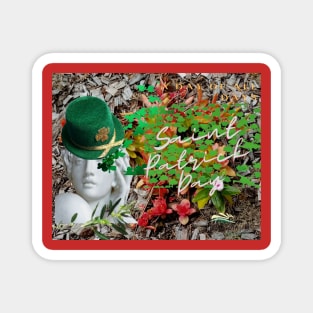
[91,203,99,219]
[184,166,192,173]
[124,123,133,130]
[223,146,232,153]
[205,139,214,145]
[168,169,176,175]
[123,139,133,148]
[133,126,144,135]
[229,138,238,146]
[137,85,146,92]
[148,95,160,102]
[100,204,107,219]
[199,144,208,151]
[94,229,109,240]
[111,223,128,236]
[242,141,260,150]
[221,185,241,196]
[159,175,168,181]
[194,151,204,158]
[169,178,178,185]
[254,133,261,143]
[236,164,249,172]
[200,176,208,184]
[136,108,147,117]
[212,108,221,117]
[250,123,259,130]
[178,126,187,132]
[109,165,116,172]
[254,171,261,178]
[253,162,261,169]
[248,113,256,122]
[108,198,121,216]
[211,191,225,213]
[147,85,155,93]
[223,176,231,183]
[205,166,214,174]
[192,188,210,202]
[149,106,160,116]
[70,213,78,223]
[213,163,221,170]
[177,116,185,123]
[167,155,177,162]
[124,167,136,175]
[133,165,147,175]
[190,172,198,179]
[236,176,259,188]
[155,169,163,175]
[118,150,126,157]
[209,149,218,157]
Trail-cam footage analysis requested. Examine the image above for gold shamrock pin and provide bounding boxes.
[95,127,110,142]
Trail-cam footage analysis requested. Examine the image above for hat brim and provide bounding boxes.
[61,115,125,160]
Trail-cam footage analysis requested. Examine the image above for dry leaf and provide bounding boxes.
[141,94,152,107]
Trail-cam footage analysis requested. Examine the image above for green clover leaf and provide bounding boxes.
[147,85,155,93]
[148,95,161,103]
[137,85,146,92]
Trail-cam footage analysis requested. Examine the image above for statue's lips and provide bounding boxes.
[83,180,96,187]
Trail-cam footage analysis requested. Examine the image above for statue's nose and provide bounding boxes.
[85,159,97,175]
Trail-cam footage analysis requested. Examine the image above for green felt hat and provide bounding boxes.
[61,96,124,160]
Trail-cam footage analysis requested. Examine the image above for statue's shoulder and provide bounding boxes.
[54,193,91,224]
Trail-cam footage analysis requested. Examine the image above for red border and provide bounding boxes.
[43,63,271,250]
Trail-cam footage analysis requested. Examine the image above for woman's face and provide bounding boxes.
[70,155,114,202]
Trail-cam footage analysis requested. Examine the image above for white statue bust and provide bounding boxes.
[54,96,135,225]
[54,149,134,224]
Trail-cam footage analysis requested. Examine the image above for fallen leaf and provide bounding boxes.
[141,94,152,107]
[179,216,189,225]
[224,166,236,177]
[185,96,194,105]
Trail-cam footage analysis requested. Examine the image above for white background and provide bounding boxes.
[1,1,309,312]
